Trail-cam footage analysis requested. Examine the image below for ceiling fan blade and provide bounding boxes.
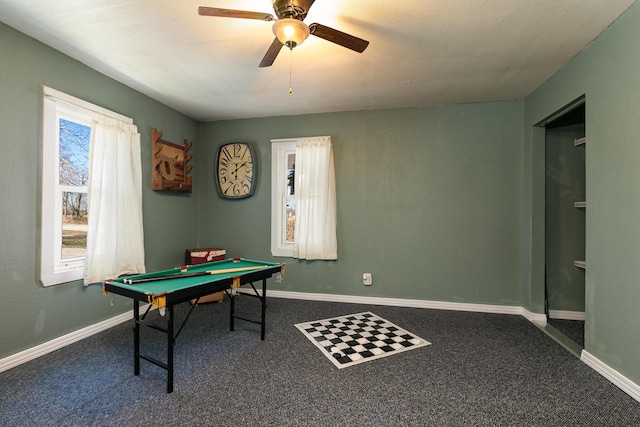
[309,23,369,53]
[259,38,284,67]
[198,6,274,21]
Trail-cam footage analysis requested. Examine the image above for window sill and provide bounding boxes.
[39,267,84,287]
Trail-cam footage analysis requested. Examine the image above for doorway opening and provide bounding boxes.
[536,96,586,354]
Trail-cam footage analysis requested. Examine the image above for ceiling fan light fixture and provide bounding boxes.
[272,18,309,49]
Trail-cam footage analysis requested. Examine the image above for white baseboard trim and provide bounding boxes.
[520,307,548,324]
[0,304,150,374]
[548,310,585,321]
[245,289,550,322]
[264,289,527,315]
[582,351,640,403]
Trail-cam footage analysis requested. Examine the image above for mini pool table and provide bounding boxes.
[103,258,285,393]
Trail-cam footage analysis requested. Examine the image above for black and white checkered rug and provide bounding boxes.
[295,312,431,369]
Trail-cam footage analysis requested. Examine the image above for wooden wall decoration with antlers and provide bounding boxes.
[152,128,193,193]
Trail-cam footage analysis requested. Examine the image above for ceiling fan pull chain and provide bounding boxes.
[289,48,293,94]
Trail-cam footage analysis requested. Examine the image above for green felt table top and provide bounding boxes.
[104,258,283,296]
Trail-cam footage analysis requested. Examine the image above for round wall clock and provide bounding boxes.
[215,142,257,199]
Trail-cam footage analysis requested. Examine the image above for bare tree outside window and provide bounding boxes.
[59,119,90,259]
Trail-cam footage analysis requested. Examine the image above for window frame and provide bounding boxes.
[39,86,131,286]
[270,138,297,257]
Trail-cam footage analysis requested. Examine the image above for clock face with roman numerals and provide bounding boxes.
[215,142,256,199]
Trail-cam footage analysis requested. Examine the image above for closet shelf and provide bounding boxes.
[574,201,586,208]
[574,136,586,146]
[574,260,586,269]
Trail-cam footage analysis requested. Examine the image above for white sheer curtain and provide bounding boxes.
[83,115,145,285]
[293,136,337,260]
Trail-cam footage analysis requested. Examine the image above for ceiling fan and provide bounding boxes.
[198,0,369,67]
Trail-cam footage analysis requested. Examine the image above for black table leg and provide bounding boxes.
[167,304,174,393]
[133,299,140,376]
[230,290,235,332]
[260,278,267,340]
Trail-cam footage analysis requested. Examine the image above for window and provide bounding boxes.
[271,139,297,257]
[40,89,94,285]
[271,136,337,260]
[39,87,143,286]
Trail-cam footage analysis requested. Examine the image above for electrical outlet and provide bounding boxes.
[363,273,372,285]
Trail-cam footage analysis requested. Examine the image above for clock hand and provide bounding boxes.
[232,162,247,179]
[233,162,246,173]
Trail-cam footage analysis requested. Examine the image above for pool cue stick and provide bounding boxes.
[123,265,270,284]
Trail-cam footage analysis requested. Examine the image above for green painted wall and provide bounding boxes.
[0,22,200,359]
[196,103,524,304]
[524,1,640,385]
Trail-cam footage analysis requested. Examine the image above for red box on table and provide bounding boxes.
[185,248,226,303]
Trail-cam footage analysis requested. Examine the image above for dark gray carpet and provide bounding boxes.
[1,297,638,426]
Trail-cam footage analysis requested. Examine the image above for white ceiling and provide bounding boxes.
[1,0,636,121]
